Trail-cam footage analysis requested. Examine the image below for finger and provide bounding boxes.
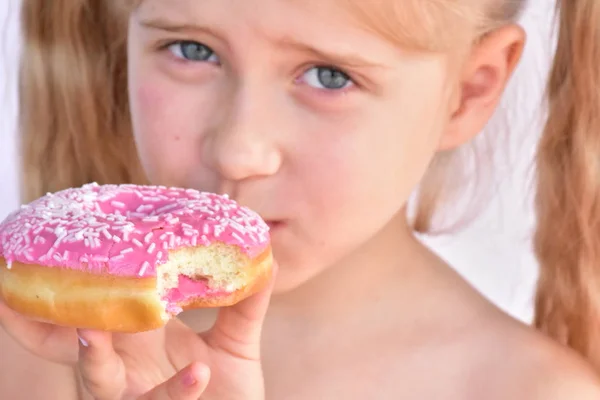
[0,300,78,364]
[209,261,278,360]
[138,362,210,400]
[77,329,126,400]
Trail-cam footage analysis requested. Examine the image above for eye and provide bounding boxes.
[301,67,353,90]
[167,41,219,63]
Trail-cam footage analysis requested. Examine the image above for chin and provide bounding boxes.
[271,268,313,294]
[266,252,318,293]
[269,250,336,295]
[268,225,351,295]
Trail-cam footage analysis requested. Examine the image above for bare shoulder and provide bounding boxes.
[471,309,600,400]
[534,368,600,399]
[521,339,600,400]
[0,328,80,400]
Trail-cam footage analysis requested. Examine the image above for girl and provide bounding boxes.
[1,0,599,399]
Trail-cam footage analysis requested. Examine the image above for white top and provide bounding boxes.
[0,1,555,322]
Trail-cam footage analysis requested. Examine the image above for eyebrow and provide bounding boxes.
[138,16,386,69]
[272,36,385,69]
[138,16,221,37]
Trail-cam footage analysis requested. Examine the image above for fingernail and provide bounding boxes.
[181,370,197,387]
[78,335,89,347]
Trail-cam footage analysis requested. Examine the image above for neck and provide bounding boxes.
[270,211,435,324]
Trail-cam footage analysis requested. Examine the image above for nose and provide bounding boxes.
[203,85,282,183]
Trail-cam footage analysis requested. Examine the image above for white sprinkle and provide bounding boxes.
[139,261,150,276]
[101,229,112,240]
[132,238,143,247]
[120,248,134,255]
[111,201,126,209]
[53,254,62,262]
[144,232,154,243]
[112,235,121,243]
[147,243,156,254]
[84,238,91,247]
[110,254,125,261]
[136,204,155,213]
[229,221,246,233]
[6,261,12,270]
[156,203,178,214]
[232,232,243,243]
[157,251,163,259]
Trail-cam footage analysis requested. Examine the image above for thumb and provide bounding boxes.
[138,362,210,400]
[208,261,278,360]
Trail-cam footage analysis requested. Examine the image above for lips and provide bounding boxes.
[265,221,284,231]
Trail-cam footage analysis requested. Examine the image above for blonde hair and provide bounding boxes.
[534,0,600,372]
[17,0,600,371]
[20,0,146,203]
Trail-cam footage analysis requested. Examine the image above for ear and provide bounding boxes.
[438,24,526,151]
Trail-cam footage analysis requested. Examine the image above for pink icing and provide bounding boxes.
[0,183,270,278]
[164,275,230,314]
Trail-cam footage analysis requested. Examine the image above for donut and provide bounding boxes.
[0,183,272,332]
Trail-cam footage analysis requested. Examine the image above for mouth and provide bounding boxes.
[265,220,285,231]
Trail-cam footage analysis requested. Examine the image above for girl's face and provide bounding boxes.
[127,0,483,291]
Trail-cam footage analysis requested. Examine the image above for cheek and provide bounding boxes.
[293,101,442,244]
[132,81,186,142]
[129,78,200,183]
[291,130,397,243]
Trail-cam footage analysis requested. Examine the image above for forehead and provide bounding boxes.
[133,0,480,52]
[341,0,481,51]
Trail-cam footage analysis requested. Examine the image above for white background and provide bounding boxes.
[0,1,20,222]
[0,1,556,322]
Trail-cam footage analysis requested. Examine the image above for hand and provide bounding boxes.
[134,362,210,399]
[0,264,277,400]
